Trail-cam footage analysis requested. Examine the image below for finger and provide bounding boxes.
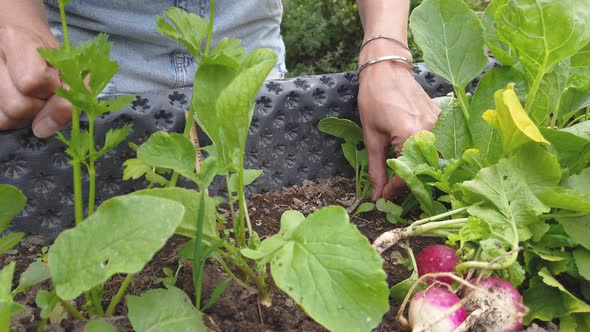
[0,26,61,99]
[32,94,72,138]
[382,175,407,200]
[0,60,45,122]
[0,110,30,130]
[366,139,389,201]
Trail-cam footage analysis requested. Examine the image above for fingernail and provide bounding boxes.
[33,118,59,138]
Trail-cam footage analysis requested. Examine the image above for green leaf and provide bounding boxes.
[432,103,472,160]
[155,7,209,58]
[202,279,231,311]
[0,262,15,331]
[390,269,421,302]
[262,206,389,332]
[538,187,590,213]
[376,198,403,224]
[137,131,198,183]
[563,168,590,193]
[202,38,245,68]
[529,59,570,124]
[195,156,218,189]
[387,158,435,216]
[539,268,590,314]
[558,215,590,251]
[400,131,439,170]
[122,158,168,186]
[469,66,527,163]
[12,262,51,296]
[84,320,118,332]
[95,124,132,158]
[540,127,590,174]
[409,0,488,88]
[574,248,590,282]
[463,156,550,242]
[0,184,26,231]
[0,233,24,256]
[49,195,185,300]
[569,43,590,89]
[561,313,590,332]
[524,276,568,323]
[559,88,590,123]
[354,202,375,215]
[132,188,218,240]
[35,290,58,321]
[496,0,590,82]
[228,169,263,193]
[481,0,514,65]
[510,143,561,194]
[562,120,590,140]
[318,117,364,143]
[128,287,206,332]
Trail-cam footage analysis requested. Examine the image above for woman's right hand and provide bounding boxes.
[0,24,71,138]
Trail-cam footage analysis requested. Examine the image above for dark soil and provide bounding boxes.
[3,176,442,331]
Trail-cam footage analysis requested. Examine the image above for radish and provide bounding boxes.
[461,276,524,332]
[416,245,458,285]
[409,287,467,332]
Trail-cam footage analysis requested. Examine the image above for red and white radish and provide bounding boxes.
[416,245,458,285]
[461,276,524,332]
[409,287,467,332]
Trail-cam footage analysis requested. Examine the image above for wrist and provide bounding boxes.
[358,39,412,64]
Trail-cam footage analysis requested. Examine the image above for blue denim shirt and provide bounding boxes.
[44,0,286,96]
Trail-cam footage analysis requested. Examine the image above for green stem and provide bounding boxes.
[524,69,545,115]
[411,218,469,235]
[105,273,135,316]
[236,167,248,247]
[411,203,478,227]
[193,193,206,310]
[36,319,47,332]
[453,85,471,121]
[224,173,238,238]
[204,0,216,55]
[87,118,97,216]
[90,287,104,316]
[222,243,269,301]
[72,159,84,224]
[214,255,250,288]
[541,212,587,219]
[59,298,85,320]
[58,0,71,54]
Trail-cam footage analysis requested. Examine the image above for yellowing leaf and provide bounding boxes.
[483,84,549,155]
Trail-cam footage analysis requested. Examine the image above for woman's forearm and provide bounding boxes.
[356,0,412,63]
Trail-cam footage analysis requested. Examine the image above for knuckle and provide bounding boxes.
[15,72,46,95]
[0,25,17,43]
[3,98,35,120]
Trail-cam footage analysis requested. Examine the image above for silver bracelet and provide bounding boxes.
[356,55,414,74]
[359,35,410,53]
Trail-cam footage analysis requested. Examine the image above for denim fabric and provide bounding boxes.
[44,0,286,96]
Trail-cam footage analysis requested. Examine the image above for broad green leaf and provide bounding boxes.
[562,120,590,141]
[390,269,420,302]
[432,96,455,112]
[318,117,364,143]
[481,0,514,65]
[463,156,550,242]
[128,287,206,332]
[195,156,218,189]
[539,268,590,314]
[354,202,375,215]
[496,0,590,82]
[469,66,527,163]
[574,248,590,282]
[0,233,24,256]
[0,184,26,230]
[399,131,439,170]
[267,206,389,332]
[563,168,590,193]
[137,131,198,183]
[132,188,218,240]
[540,127,590,174]
[0,262,15,331]
[561,313,590,332]
[483,84,549,155]
[511,143,561,194]
[388,158,435,216]
[215,49,278,170]
[524,276,568,323]
[95,124,132,158]
[558,215,590,251]
[569,43,590,89]
[155,7,209,58]
[409,0,488,88]
[449,217,491,247]
[529,59,570,124]
[84,320,118,332]
[202,38,245,68]
[341,142,357,169]
[35,290,59,321]
[279,210,305,238]
[432,103,472,160]
[229,169,263,193]
[12,262,51,296]
[49,196,185,300]
[538,187,590,213]
[559,88,590,124]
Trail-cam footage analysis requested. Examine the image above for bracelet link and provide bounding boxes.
[356,55,414,75]
[359,34,410,53]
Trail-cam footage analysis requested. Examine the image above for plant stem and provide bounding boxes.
[524,69,545,116]
[222,243,269,301]
[59,298,85,320]
[453,85,471,121]
[36,319,47,332]
[224,173,237,237]
[411,203,478,227]
[105,273,134,316]
[204,0,216,55]
[90,288,104,316]
[87,118,97,216]
[193,193,206,310]
[214,255,250,288]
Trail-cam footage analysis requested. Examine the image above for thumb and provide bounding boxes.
[32,94,72,138]
[366,140,389,201]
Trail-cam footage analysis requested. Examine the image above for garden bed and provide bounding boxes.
[6,176,436,331]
